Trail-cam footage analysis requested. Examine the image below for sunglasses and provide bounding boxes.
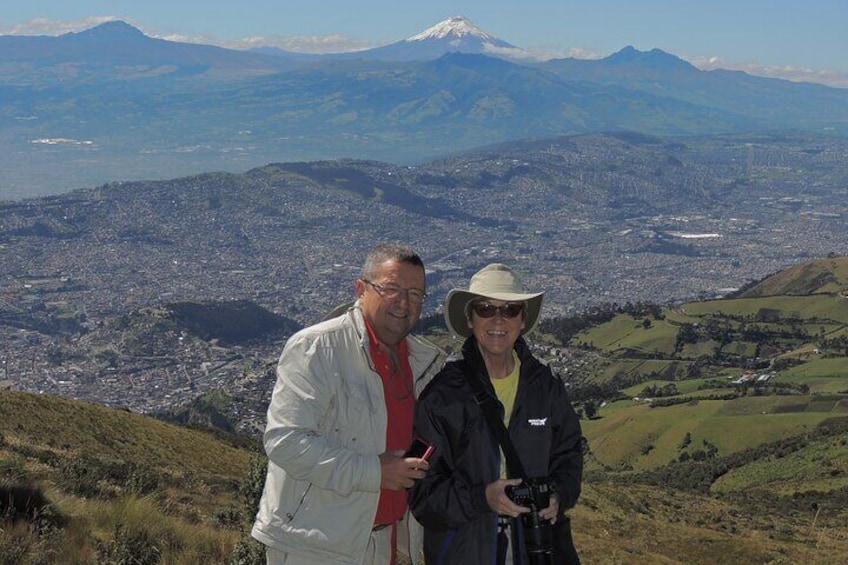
[470,302,524,319]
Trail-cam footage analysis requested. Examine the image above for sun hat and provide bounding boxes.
[444,263,544,338]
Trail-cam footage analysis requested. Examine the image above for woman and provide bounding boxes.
[409,263,583,564]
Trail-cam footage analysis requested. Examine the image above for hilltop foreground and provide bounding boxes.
[3,257,848,563]
[2,389,846,563]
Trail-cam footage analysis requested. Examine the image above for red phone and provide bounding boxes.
[404,437,435,460]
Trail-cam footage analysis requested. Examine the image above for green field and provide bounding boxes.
[783,357,848,378]
[572,313,678,354]
[584,395,847,474]
[712,435,848,494]
[678,294,848,323]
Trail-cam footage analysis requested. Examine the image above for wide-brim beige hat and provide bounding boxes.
[444,263,544,338]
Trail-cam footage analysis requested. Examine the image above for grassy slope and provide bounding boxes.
[0,390,257,564]
[575,258,848,477]
[571,256,848,564]
[736,256,848,298]
[3,391,847,564]
[680,294,848,322]
[572,483,848,564]
[584,397,846,474]
[0,390,252,477]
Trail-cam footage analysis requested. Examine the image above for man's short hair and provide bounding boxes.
[361,242,424,281]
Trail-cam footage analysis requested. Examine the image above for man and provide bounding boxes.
[252,242,443,565]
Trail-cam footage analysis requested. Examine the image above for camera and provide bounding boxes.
[505,478,555,564]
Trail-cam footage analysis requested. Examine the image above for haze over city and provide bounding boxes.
[3,0,847,88]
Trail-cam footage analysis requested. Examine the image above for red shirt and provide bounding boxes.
[364,319,416,526]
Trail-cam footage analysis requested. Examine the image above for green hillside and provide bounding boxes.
[735,256,848,297]
[535,257,848,562]
[0,391,251,476]
[583,396,847,475]
[565,258,848,474]
[0,390,262,564]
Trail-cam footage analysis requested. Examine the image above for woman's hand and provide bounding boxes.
[485,478,529,517]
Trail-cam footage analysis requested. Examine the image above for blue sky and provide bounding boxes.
[3,1,846,87]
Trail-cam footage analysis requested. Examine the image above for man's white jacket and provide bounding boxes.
[252,302,442,564]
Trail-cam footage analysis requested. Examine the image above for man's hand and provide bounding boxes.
[379,450,429,491]
[485,478,529,517]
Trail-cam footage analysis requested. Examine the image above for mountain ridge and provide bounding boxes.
[2,18,847,199]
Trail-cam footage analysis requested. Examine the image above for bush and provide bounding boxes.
[212,505,242,529]
[98,523,161,565]
[124,465,159,496]
[58,457,101,498]
[0,527,29,565]
[229,536,265,565]
[0,484,67,531]
[239,456,266,522]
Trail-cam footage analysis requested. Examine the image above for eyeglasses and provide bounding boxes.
[471,302,524,319]
[363,280,427,304]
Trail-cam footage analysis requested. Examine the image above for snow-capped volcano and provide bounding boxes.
[407,15,509,46]
[350,15,527,62]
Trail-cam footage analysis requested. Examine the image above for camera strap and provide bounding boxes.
[463,367,529,481]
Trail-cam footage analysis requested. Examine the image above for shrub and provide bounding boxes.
[58,457,102,498]
[98,523,161,565]
[124,465,159,496]
[239,456,266,522]
[229,536,265,565]
[1,484,68,531]
[212,506,242,529]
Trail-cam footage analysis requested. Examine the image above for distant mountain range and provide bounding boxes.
[1,16,847,199]
[251,15,525,62]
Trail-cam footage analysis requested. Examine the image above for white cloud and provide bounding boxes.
[151,32,374,54]
[1,16,129,36]
[482,45,600,62]
[0,17,372,54]
[223,34,375,54]
[687,56,848,89]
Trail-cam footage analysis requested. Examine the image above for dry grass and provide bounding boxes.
[572,483,848,565]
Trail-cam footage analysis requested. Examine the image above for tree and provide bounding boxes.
[583,400,599,420]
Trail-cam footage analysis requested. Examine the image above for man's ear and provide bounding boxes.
[354,278,366,298]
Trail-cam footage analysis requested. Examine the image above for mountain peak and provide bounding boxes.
[605,45,697,71]
[67,20,148,40]
[407,15,500,44]
[359,15,519,62]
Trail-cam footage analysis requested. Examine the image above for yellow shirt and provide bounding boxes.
[491,351,520,478]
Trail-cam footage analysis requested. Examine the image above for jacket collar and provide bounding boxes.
[345,300,441,381]
[459,335,538,391]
